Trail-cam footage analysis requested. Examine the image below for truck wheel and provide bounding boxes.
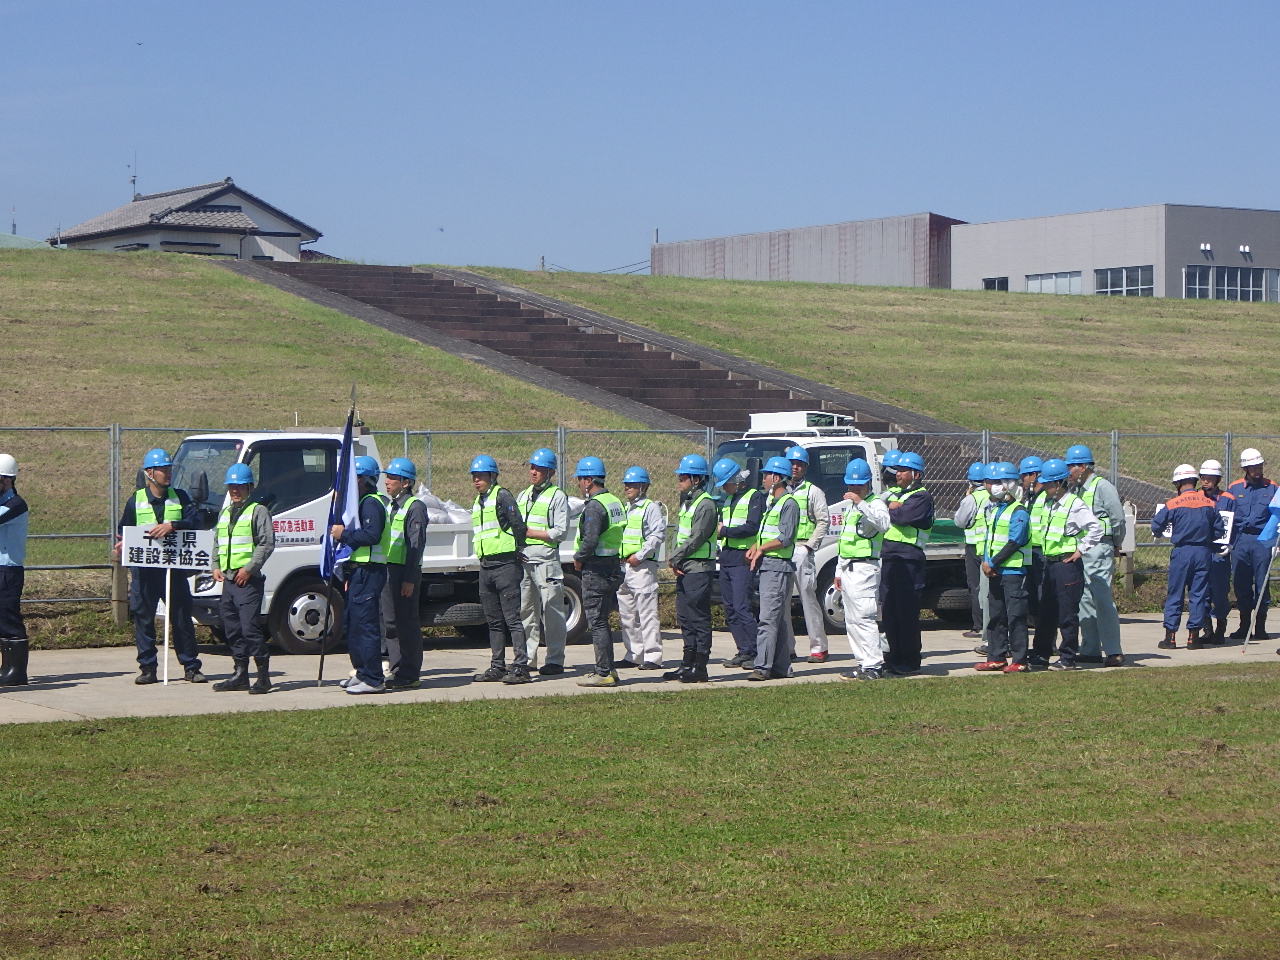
[931,587,973,622]
[270,577,345,655]
[817,561,846,636]
[562,571,587,644]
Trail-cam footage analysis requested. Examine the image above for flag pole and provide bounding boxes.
[318,385,357,685]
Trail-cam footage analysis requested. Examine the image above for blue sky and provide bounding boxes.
[4,0,1276,269]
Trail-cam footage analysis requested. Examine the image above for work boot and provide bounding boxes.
[1212,618,1228,644]
[249,657,272,694]
[1251,611,1269,642]
[1158,630,1178,650]
[681,654,710,684]
[0,639,13,684]
[213,659,250,692]
[663,647,694,682]
[1229,611,1252,640]
[0,640,28,686]
[1185,629,1202,650]
[135,666,159,685]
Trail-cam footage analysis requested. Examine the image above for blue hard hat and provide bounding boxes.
[143,448,173,469]
[1018,456,1043,476]
[470,454,498,474]
[675,453,709,477]
[763,456,792,477]
[354,455,381,479]
[1065,444,1095,466]
[622,465,650,484]
[967,461,986,483]
[985,461,1018,482]
[224,463,254,485]
[784,445,810,465]
[898,451,926,473]
[575,455,606,478]
[528,447,557,470]
[844,458,872,485]
[881,449,903,471]
[385,457,417,481]
[1039,458,1070,483]
[711,456,742,488]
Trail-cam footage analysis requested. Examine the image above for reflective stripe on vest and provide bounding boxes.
[576,490,627,557]
[386,495,421,565]
[677,490,714,560]
[1042,492,1085,556]
[837,495,883,559]
[983,501,1029,571]
[792,480,815,541]
[1079,476,1112,537]
[351,492,390,564]
[720,490,756,550]
[216,503,258,570]
[963,488,991,546]
[473,486,516,558]
[1027,490,1049,549]
[621,499,650,559]
[517,484,562,529]
[759,493,798,560]
[134,488,182,526]
[884,486,930,547]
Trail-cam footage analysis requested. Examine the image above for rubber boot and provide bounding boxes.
[1158,629,1177,650]
[681,652,710,684]
[0,640,28,685]
[1185,629,1202,650]
[1252,610,1269,641]
[0,640,13,684]
[1229,611,1252,640]
[1211,618,1228,644]
[249,657,272,694]
[663,646,694,682]
[213,658,250,692]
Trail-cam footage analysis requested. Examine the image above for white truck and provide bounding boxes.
[168,429,587,654]
[712,411,971,633]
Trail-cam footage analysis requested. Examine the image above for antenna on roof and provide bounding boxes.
[10,206,15,236]
[128,149,139,199]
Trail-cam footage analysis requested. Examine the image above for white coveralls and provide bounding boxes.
[837,496,892,670]
[617,498,666,665]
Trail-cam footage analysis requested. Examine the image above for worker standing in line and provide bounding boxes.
[880,449,903,492]
[1198,460,1232,644]
[1065,445,1126,667]
[1019,456,1051,666]
[1225,448,1277,641]
[784,447,831,662]
[1151,464,1224,649]
[211,463,276,694]
[516,448,569,675]
[331,455,390,694]
[712,457,762,669]
[468,455,530,684]
[953,461,990,641]
[1035,459,1102,671]
[834,458,890,681]
[973,462,1032,673]
[746,457,800,681]
[665,454,718,683]
[113,448,206,686]
[0,454,30,687]
[380,458,429,690]
[616,466,665,670]
[880,451,933,676]
[572,457,627,688]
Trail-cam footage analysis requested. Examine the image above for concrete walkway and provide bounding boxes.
[1,614,1274,725]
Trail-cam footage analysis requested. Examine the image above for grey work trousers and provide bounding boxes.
[793,544,829,654]
[754,566,795,677]
[479,561,527,671]
[381,564,423,683]
[1077,541,1122,657]
[521,557,566,668]
[219,573,267,660]
[581,560,623,675]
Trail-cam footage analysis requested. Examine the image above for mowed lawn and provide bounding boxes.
[470,269,1280,436]
[2,664,1278,959]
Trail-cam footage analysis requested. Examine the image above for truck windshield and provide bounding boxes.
[173,439,243,516]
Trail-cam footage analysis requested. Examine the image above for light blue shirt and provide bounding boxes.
[0,489,29,567]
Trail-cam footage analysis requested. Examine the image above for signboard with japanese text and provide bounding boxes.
[121,526,215,571]
[272,516,321,546]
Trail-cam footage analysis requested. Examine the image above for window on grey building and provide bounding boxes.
[982,277,1009,291]
[1025,271,1081,294]
[1214,266,1265,301]
[1095,265,1153,296]
[1183,265,1211,299]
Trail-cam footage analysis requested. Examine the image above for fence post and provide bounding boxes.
[425,433,433,492]
[108,423,127,627]
[981,429,989,463]
[705,427,715,467]
[1224,432,1233,476]
[402,427,409,457]
[556,425,567,490]
[1109,430,1119,486]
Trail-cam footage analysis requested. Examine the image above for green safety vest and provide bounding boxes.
[884,486,930,548]
[517,483,563,532]
[1027,490,1049,549]
[351,492,390,564]
[759,493,798,560]
[473,485,516,558]
[1042,492,1085,557]
[216,502,259,570]
[1078,475,1112,537]
[963,487,991,546]
[720,490,756,550]
[621,498,651,559]
[385,495,421,565]
[134,488,182,526]
[983,501,1029,571]
[576,490,627,557]
[792,479,815,541]
[837,495,883,560]
[676,490,714,560]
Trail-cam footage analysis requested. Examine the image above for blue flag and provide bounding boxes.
[321,409,360,580]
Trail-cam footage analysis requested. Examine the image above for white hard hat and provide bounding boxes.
[1240,447,1265,467]
[0,453,16,478]
[1199,459,1223,477]
[1172,463,1198,484]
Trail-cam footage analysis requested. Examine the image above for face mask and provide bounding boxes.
[990,482,1008,499]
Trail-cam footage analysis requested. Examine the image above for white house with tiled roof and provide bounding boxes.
[50,178,321,261]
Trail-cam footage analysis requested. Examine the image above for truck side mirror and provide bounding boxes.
[191,471,209,507]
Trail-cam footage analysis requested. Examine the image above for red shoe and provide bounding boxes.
[974,660,1008,672]
[1002,662,1030,673]
[807,651,829,663]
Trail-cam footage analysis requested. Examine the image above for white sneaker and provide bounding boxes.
[344,680,386,695]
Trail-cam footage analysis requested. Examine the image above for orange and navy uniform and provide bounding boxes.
[1151,490,1225,547]
[1225,475,1277,537]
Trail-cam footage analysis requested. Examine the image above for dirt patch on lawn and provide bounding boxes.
[536,904,713,955]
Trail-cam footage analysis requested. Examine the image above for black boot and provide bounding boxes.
[663,647,694,682]
[249,657,272,694]
[1185,629,1203,650]
[681,653,710,683]
[213,659,250,691]
[1252,611,1269,641]
[1229,611,1252,640]
[0,640,28,685]
[1211,618,1228,644]
[1158,629,1177,650]
[0,640,12,684]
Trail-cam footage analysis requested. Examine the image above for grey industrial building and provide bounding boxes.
[653,203,1280,302]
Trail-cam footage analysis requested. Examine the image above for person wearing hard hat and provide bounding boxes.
[1225,448,1277,641]
[468,455,530,684]
[974,463,1033,673]
[572,456,627,687]
[1019,456,1054,666]
[1064,444,1126,667]
[380,458,429,690]
[210,463,276,693]
[712,456,763,669]
[1151,464,1224,649]
[331,455,391,694]
[784,446,831,663]
[834,458,891,680]
[616,466,666,670]
[1035,459,1103,670]
[746,457,801,681]
[952,461,991,641]
[1198,459,1233,643]
[516,448,569,676]
[0,453,30,687]
[881,451,934,676]
[880,449,903,492]
[113,448,206,686]
[666,454,718,683]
